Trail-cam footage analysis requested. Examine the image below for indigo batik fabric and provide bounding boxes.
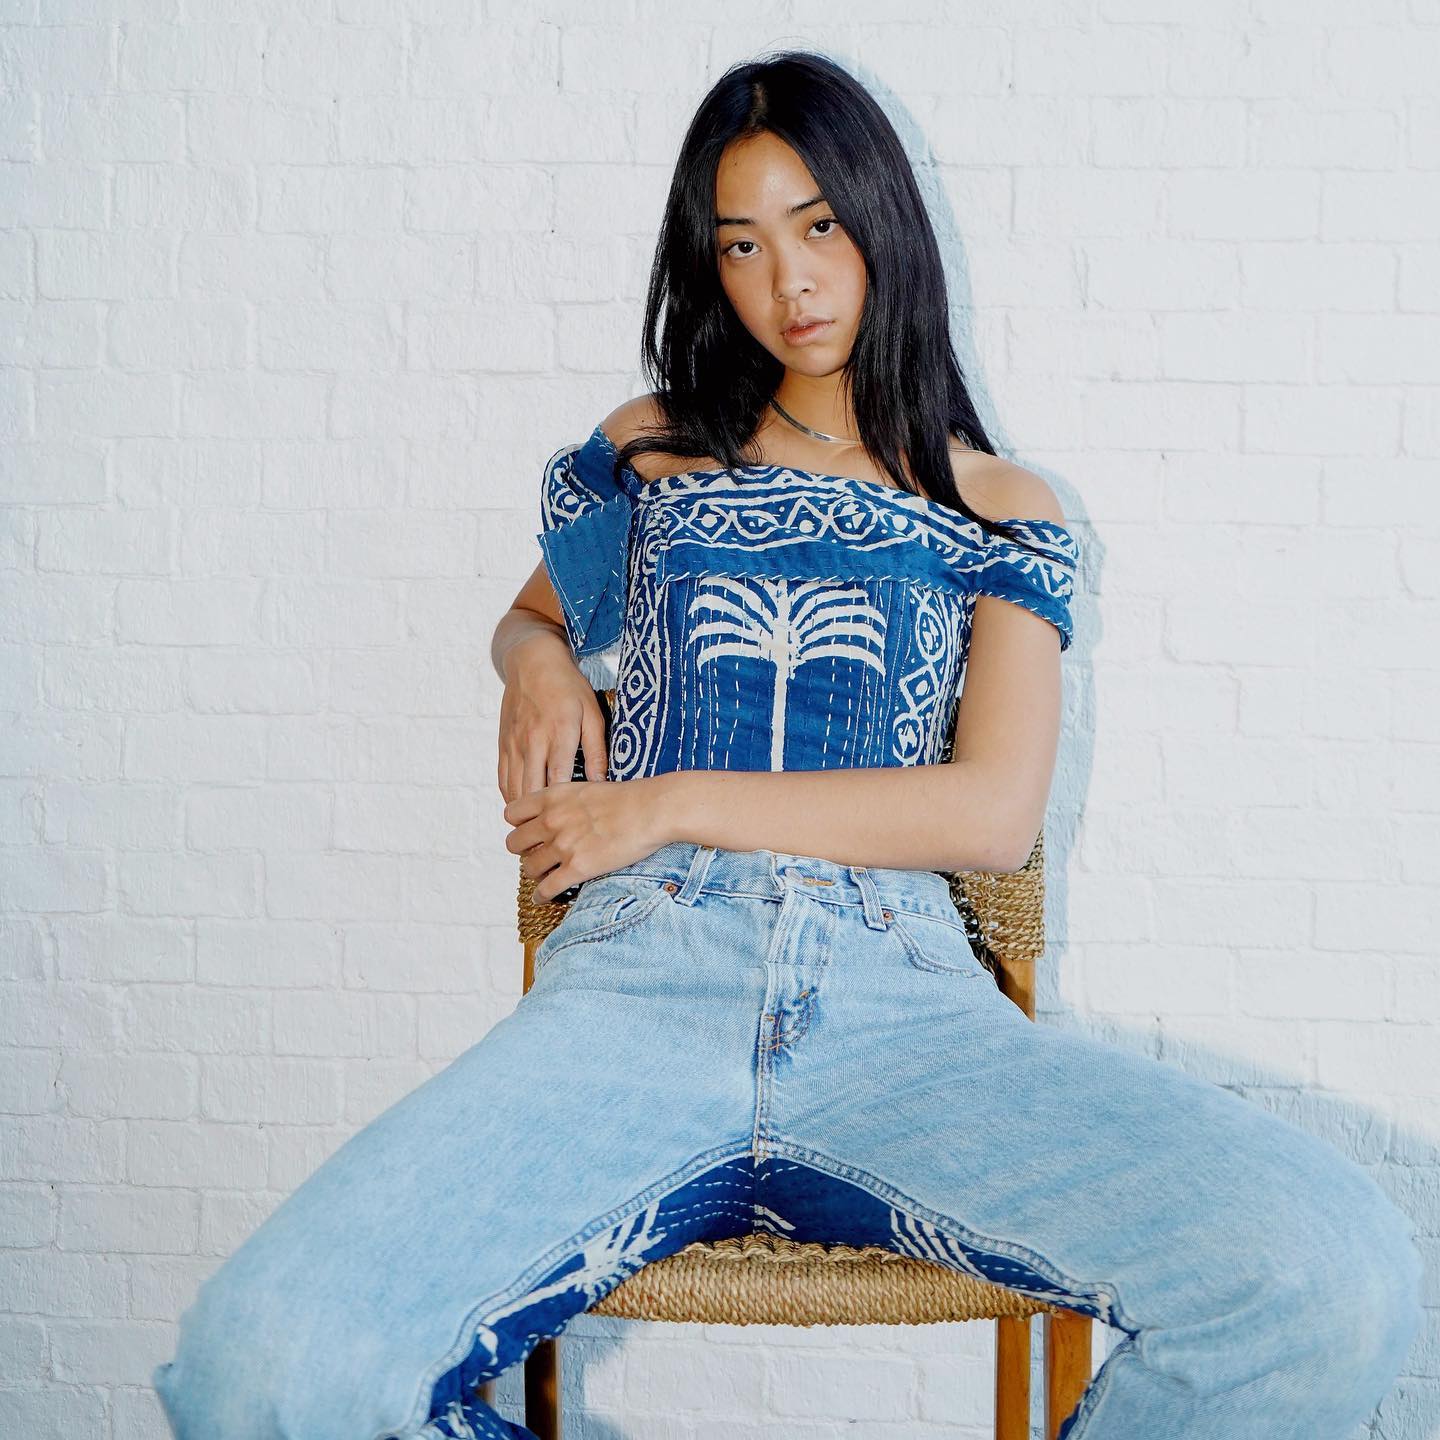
[536,423,1081,779]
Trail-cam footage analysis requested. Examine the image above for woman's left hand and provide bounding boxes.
[503,775,676,903]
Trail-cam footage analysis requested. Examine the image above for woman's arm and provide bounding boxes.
[648,463,1073,875]
[647,585,1063,873]
[493,559,571,683]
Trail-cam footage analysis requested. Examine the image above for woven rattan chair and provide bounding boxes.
[495,688,1093,1438]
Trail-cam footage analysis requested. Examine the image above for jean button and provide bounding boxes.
[663,881,678,893]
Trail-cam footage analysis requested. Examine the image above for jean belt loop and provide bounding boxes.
[849,864,890,929]
[674,844,716,907]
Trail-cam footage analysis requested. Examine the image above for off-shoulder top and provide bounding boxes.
[535,422,1080,783]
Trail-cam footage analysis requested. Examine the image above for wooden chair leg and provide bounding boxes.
[994,1314,1031,1440]
[1043,1310,1092,1440]
[503,1313,1078,1438]
[522,1337,560,1440]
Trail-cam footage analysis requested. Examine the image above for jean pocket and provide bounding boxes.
[535,879,672,973]
[889,907,987,978]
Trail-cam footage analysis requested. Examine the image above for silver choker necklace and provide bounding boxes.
[769,397,859,445]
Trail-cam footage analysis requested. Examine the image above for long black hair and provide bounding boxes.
[611,47,1046,554]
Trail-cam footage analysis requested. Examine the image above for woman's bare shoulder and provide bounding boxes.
[947,444,1068,527]
[598,393,701,482]
[598,392,665,448]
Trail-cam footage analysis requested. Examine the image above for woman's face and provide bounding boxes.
[714,131,867,377]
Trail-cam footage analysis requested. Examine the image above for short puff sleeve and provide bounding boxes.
[971,517,1080,652]
[534,423,638,691]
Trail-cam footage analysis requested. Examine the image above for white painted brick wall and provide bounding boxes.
[1,4,1436,1438]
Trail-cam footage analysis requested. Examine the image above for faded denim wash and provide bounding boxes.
[153,841,1425,1439]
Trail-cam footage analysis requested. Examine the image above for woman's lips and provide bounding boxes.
[782,320,833,344]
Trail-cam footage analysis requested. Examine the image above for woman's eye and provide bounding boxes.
[721,218,842,259]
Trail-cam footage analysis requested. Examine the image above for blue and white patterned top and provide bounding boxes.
[536,422,1079,783]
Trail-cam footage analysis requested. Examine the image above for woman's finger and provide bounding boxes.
[579,700,607,783]
[521,732,553,802]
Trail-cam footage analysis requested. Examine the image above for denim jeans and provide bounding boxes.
[152,841,1424,1440]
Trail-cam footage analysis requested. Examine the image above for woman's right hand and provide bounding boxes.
[496,625,609,804]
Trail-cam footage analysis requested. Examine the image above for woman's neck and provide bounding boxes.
[769,377,861,445]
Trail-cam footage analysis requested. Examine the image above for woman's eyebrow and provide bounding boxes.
[714,194,826,228]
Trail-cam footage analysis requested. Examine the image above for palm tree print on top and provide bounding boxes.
[686,574,888,770]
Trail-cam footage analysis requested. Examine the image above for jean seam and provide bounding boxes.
[540,885,670,964]
[601,874,954,917]
[379,1140,754,1440]
[1054,1329,1141,1439]
[888,902,968,930]
[753,1009,777,1161]
[784,986,818,1046]
[766,1139,1144,1337]
[888,911,987,977]
[892,943,984,978]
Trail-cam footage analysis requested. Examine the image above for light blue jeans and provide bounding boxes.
[152,841,1424,1440]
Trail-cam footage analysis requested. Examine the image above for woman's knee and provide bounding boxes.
[1349,1191,1425,1361]
[153,1242,299,1439]
[1280,1182,1425,1384]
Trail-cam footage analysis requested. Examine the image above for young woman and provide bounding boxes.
[153,50,1422,1440]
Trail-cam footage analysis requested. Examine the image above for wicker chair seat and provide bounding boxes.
[589,1229,1066,1326]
